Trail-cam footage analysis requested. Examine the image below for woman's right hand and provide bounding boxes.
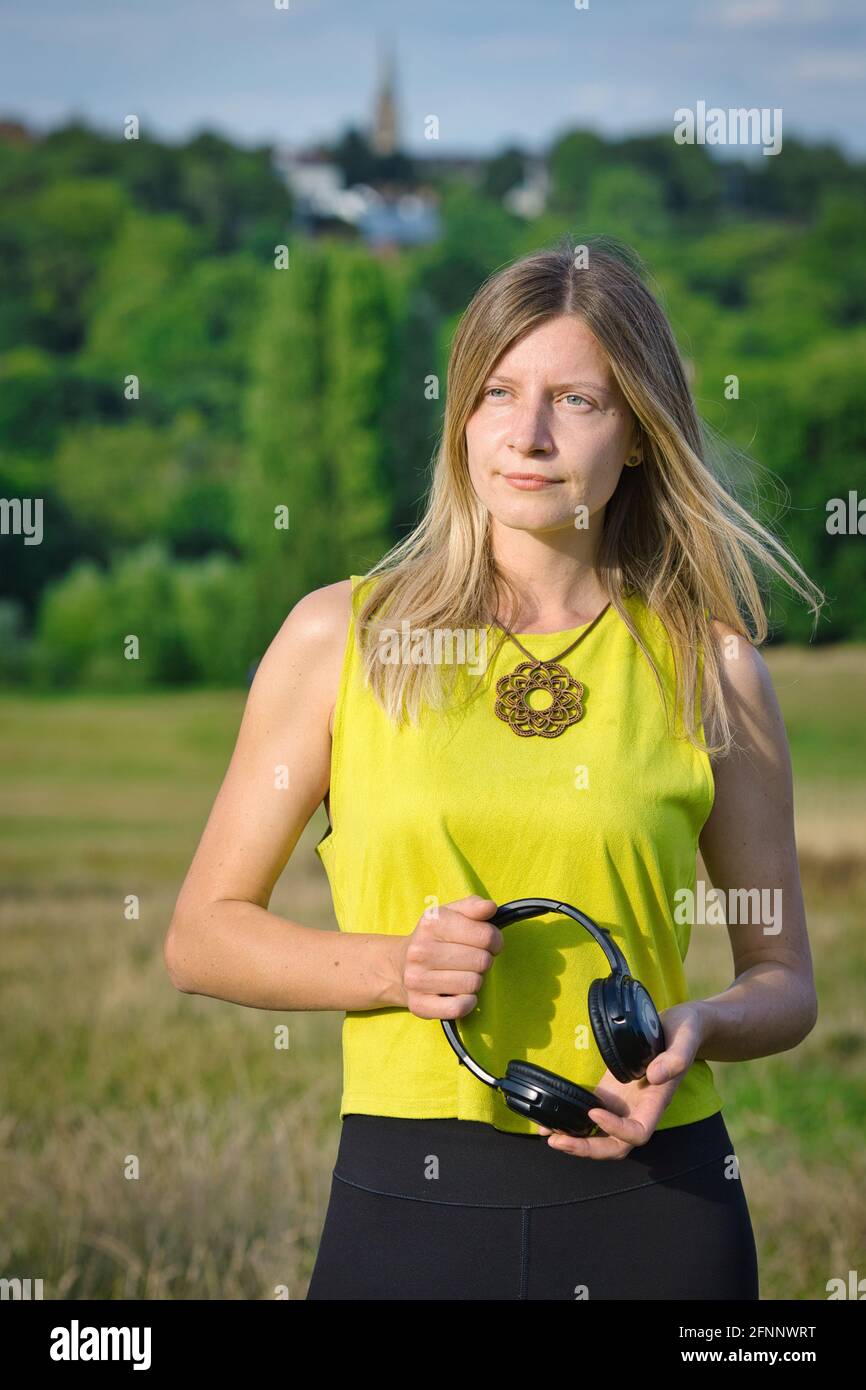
[395,895,503,1020]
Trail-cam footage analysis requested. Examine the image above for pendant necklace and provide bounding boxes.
[491,601,611,738]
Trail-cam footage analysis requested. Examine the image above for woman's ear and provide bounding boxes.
[625,425,643,468]
[628,421,643,466]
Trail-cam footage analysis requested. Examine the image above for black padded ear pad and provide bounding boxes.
[588,976,629,1080]
[506,1059,595,1106]
[505,1059,600,1137]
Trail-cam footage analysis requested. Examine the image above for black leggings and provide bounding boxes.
[306,1110,760,1300]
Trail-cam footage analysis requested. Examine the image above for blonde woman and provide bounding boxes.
[165,238,821,1301]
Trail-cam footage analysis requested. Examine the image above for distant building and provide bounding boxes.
[359,188,440,248]
[504,157,551,219]
[272,41,548,246]
[275,143,442,247]
[272,145,365,224]
[370,42,399,157]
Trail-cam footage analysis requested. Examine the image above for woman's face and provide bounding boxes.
[464,314,639,536]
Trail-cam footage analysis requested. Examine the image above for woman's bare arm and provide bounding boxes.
[163,579,407,1011]
[694,621,819,1062]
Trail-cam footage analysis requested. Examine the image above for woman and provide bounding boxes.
[165,237,822,1301]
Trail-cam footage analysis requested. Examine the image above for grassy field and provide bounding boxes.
[1,647,865,1300]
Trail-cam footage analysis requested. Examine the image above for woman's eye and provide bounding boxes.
[483,388,593,408]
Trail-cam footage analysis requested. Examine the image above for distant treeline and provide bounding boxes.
[0,120,864,688]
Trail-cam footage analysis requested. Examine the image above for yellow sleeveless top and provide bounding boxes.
[315,574,724,1134]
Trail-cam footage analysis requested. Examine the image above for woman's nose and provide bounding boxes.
[508,403,553,454]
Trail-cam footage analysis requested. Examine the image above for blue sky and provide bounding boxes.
[1,0,864,157]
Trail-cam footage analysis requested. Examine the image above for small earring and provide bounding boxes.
[626,454,642,467]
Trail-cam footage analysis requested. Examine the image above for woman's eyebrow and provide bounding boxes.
[487,373,612,398]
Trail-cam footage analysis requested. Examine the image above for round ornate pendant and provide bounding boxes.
[494,659,585,738]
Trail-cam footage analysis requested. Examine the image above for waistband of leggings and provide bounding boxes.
[332,1109,733,1209]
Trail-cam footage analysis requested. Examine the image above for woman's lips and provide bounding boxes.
[502,473,561,490]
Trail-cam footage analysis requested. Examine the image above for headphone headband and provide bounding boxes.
[440,897,631,1086]
[487,897,628,973]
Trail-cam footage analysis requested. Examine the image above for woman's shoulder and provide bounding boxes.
[630,593,766,685]
[627,596,772,748]
[282,578,356,646]
[269,572,387,662]
[704,616,768,692]
[701,616,777,754]
[708,617,778,706]
[251,581,357,738]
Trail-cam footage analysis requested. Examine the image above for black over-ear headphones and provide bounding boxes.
[441,897,666,1138]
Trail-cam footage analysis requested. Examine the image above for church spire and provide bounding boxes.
[371,38,399,156]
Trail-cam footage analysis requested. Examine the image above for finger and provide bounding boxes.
[645,1050,688,1084]
[436,906,504,953]
[409,992,478,1020]
[585,1084,630,1119]
[434,972,488,998]
[406,937,496,975]
[547,1129,633,1160]
[585,1106,651,1147]
[433,942,500,972]
[449,894,498,912]
[405,964,487,996]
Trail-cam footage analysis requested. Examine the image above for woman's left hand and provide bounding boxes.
[533,1002,704,1159]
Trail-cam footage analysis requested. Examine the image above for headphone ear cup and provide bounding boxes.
[506,1059,591,1104]
[505,1059,600,1137]
[588,976,631,1082]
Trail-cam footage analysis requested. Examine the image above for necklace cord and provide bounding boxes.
[492,600,612,665]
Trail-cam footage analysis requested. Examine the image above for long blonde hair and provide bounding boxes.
[350,234,825,758]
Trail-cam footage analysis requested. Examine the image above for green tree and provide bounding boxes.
[83,231,265,434]
[324,244,397,574]
[743,336,866,641]
[482,146,527,202]
[739,136,863,218]
[411,182,519,313]
[81,209,203,379]
[382,273,441,539]
[34,543,193,688]
[615,133,722,222]
[581,166,670,246]
[173,553,256,682]
[234,240,336,652]
[36,122,293,256]
[0,177,128,351]
[32,558,112,686]
[51,413,238,554]
[547,130,612,219]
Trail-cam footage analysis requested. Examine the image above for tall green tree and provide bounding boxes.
[234,240,335,653]
[383,274,441,540]
[323,244,397,575]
